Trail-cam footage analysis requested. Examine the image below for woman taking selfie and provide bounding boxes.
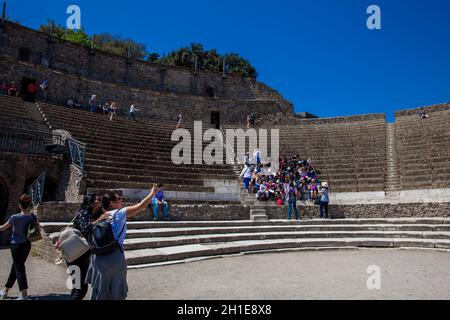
[86,185,158,300]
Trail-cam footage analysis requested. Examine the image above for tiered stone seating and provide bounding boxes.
[278,117,387,192]
[395,104,450,190]
[226,116,387,193]
[38,218,450,266]
[0,95,53,154]
[0,94,47,131]
[36,101,237,194]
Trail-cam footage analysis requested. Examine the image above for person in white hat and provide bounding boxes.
[319,182,330,219]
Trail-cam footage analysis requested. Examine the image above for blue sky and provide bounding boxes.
[8,0,450,121]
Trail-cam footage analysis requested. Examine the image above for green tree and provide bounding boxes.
[94,33,148,59]
[62,28,92,47]
[157,43,258,79]
[39,21,92,47]
[225,53,258,79]
[146,52,160,62]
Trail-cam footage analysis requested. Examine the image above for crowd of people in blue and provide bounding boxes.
[240,153,330,220]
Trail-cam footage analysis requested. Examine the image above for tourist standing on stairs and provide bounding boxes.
[85,185,157,300]
[176,113,183,128]
[109,101,118,121]
[287,183,299,220]
[127,104,139,121]
[253,148,261,166]
[39,79,49,101]
[319,182,330,219]
[240,163,253,193]
[88,95,97,113]
[0,195,36,300]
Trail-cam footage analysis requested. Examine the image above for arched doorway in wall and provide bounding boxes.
[23,176,58,202]
[0,178,9,224]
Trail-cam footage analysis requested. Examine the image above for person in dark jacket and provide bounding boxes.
[0,194,36,300]
[67,194,101,300]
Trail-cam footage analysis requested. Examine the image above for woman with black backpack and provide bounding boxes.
[0,194,36,300]
[86,185,158,300]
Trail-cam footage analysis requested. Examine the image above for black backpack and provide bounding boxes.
[91,210,125,255]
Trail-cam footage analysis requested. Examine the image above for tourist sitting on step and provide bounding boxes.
[7,81,19,97]
[102,103,109,115]
[418,107,429,119]
[256,182,268,201]
[66,98,74,108]
[147,183,170,221]
[276,192,284,206]
[0,81,7,95]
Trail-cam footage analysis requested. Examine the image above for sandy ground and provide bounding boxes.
[0,248,449,300]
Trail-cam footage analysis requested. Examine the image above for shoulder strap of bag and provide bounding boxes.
[59,209,83,234]
[112,209,126,240]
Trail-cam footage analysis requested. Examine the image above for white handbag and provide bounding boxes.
[58,214,91,263]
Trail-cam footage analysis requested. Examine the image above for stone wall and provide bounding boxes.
[255,111,386,127]
[0,57,288,125]
[266,202,450,219]
[395,103,450,117]
[37,201,450,222]
[0,152,65,217]
[0,21,293,113]
[38,202,250,222]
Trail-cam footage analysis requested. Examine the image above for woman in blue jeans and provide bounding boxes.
[0,194,36,300]
[287,183,300,220]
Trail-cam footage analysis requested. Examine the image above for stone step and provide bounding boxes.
[251,215,269,221]
[89,179,215,192]
[123,224,450,239]
[124,238,450,266]
[40,218,450,233]
[122,231,450,251]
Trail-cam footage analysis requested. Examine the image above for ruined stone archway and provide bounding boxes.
[23,176,58,202]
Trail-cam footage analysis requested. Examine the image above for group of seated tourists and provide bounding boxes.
[0,80,19,97]
[240,155,323,205]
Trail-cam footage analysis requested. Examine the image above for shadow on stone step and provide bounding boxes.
[31,294,73,301]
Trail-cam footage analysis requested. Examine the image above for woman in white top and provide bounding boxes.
[109,102,118,121]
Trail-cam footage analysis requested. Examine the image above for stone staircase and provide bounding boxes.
[385,123,401,192]
[38,218,450,268]
[250,208,268,221]
[33,101,238,198]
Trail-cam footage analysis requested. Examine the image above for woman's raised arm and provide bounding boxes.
[125,186,157,218]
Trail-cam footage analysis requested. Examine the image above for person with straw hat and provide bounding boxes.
[319,182,330,219]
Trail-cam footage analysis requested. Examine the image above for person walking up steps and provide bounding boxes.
[127,104,139,121]
[0,195,37,300]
